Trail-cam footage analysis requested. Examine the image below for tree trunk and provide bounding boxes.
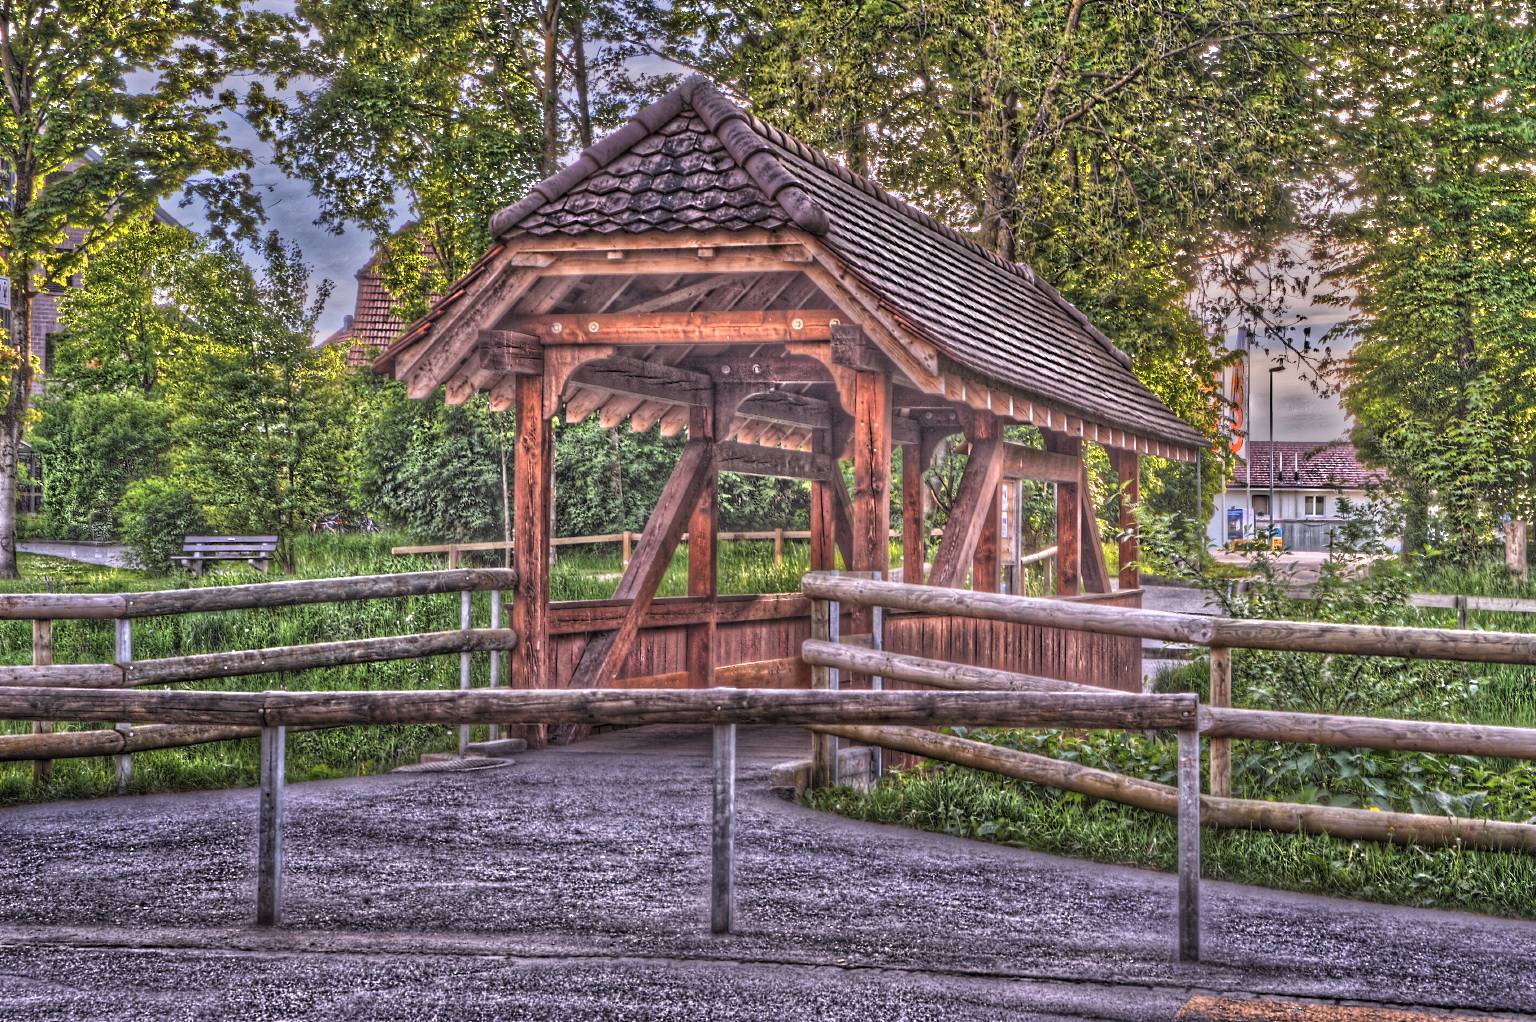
[540,0,563,176]
[569,7,592,150]
[0,286,34,579]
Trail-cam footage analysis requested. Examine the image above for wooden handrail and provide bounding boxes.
[0,687,1197,731]
[802,573,1536,666]
[0,569,517,622]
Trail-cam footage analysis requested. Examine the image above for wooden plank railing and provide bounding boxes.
[799,571,1536,962]
[0,686,1202,956]
[1,569,518,788]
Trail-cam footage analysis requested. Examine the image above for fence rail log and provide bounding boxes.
[0,664,128,688]
[122,569,517,619]
[0,723,315,761]
[801,640,1087,693]
[1200,706,1536,761]
[803,574,1536,665]
[0,688,1198,730]
[814,724,1536,854]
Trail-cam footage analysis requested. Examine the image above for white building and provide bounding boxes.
[1212,440,1387,551]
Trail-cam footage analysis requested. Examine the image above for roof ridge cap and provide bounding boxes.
[742,109,1135,372]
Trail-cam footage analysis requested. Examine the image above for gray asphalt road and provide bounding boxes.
[2,725,1533,1021]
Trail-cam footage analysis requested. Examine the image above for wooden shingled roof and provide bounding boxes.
[375,77,1202,455]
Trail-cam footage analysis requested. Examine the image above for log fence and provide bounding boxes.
[801,571,1536,962]
[0,685,1201,957]
[0,569,518,782]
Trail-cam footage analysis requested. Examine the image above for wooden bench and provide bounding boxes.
[173,536,278,576]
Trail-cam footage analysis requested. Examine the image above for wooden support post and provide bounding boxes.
[901,443,925,584]
[809,596,840,788]
[774,528,784,567]
[972,482,1001,593]
[1047,434,1082,596]
[711,722,736,934]
[688,406,718,689]
[459,590,473,755]
[31,619,51,785]
[1208,647,1232,798]
[257,723,286,927]
[928,417,1004,590]
[488,590,501,743]
[1114,450,1141,591]
[114,619,132,793]
[852,370,892,643]
[569,441,716,691]
[1177,726,1201,963]
[810,429,837,571]
[511,373,552,747]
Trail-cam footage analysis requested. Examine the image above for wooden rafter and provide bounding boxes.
[569,356,712,407]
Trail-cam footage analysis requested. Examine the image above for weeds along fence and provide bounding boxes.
[0,685,1203,959]
[0,569,518,789]
[798,573,1536,866]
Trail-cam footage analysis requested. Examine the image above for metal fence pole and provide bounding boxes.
[1177,726,1201,963]
[257,723,286,926]
[711,722,736,934]
[870,570,883,780]
[114,619,133,794]
[459,590,472,756]
[487,590,502,743]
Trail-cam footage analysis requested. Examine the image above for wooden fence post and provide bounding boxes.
[1208,647,1231,797]
[257,723,286,926]
[487,590,501,744]
[1508,520,1528,579]
[1456,594,1469,631]
[711,722,736,934]
[622,530,632,568]
[774,528,784,568]
[1177,725,1201,963]
[459,590,472,756]
[809,596,839,788]
[31,619,51,785]
[114,619,133,794]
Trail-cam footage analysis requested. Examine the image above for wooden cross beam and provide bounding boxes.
[927,429,1005,589]
[506,310,838,346]
[1002,443,1080,484]
[736,390,831,430]
[569,357,714,407]
[1079,462,1113,594]
[480,329,544,375]
[716,441,836,481]
[566,440,716,690]
[676,356,831,386]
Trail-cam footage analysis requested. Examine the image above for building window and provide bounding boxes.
[1252,494,1271,516]
[1305,495,1327,517]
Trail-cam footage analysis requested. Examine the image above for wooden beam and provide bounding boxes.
[832,469,856,571]
[1046,433,1082,596]
[830,323,892,374]
[928,425,1005,590]
[688,407,718,691]
[479,329,544,375]
[1114,450,1140,591]
[1003,443,1079,484]
[675,355,831,385]
[734,390,831,431]
[401,265,539,397]
[1079,461,1111,595]
[509,310,838,346]
[716,441,836,481]
[570,356,713,407]
[902,443,925,584]
[511,374,552,748]
[891,414,920,447]
[972,481,1002,593]
[567,440,716,690]
[810,428,838,572]
[852,370,892,582]
[617,273,747,314]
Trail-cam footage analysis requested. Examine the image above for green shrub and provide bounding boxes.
[28,392,173,540]
[119,478,207,573]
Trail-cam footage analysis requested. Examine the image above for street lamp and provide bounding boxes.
[1266,359,1285,544]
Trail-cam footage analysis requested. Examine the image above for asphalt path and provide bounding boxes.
[1,725,1532,1021]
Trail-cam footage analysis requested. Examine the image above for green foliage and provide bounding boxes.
[49,214,203,394]
[168,236,353,568]
[118,478,208,574]
[354,375,509,542]
[1326,6,1536,561]
[28,393,173,541]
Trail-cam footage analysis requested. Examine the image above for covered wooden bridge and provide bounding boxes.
[373,77,1204,743]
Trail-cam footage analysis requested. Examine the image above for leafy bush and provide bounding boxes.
[119,478,207,573]
[28,392,173,540]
